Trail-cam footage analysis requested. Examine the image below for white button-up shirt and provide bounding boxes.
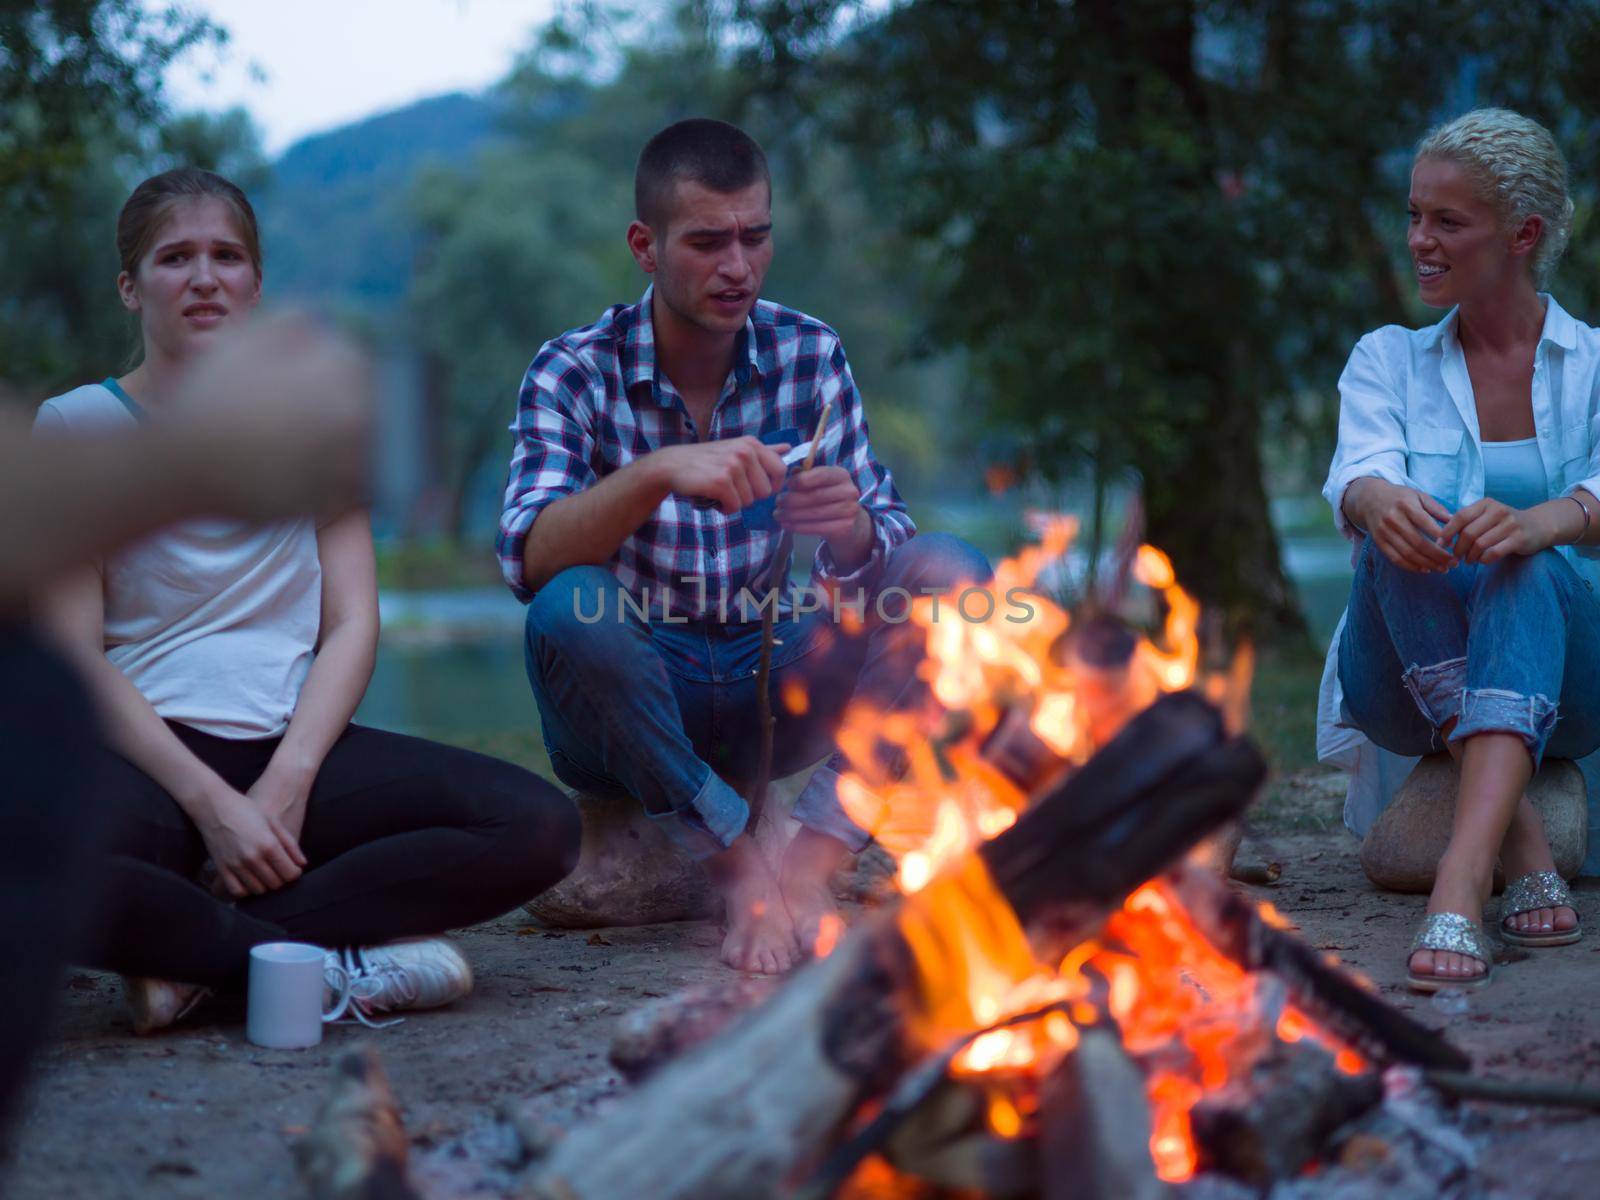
[1317,295,1600,872]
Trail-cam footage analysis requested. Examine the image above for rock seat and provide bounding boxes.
[1359,753,1587,893]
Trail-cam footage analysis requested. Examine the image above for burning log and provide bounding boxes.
[877,1077,1035,1197]
[1164,865,1469,1072]
[525,692,1265,1200]
[1189,1040,1382,1185]
[797,999,1075,1198]
[1038,1028,1165,1200]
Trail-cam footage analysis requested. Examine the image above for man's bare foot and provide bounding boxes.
[780,826,849,955]
[704,836,800,974]
[1499,797,1579,937]
[1408,853,1491,982]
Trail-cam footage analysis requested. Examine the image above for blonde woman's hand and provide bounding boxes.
[1438,498,1550,564]
[1347,478,1456,572]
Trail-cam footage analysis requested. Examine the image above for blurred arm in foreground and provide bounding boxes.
[0,316,372,613]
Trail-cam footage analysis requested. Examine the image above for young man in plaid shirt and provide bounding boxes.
[498,119,989,972]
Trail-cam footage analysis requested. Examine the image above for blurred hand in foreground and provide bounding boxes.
[170,312,375,520]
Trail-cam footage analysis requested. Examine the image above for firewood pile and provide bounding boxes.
[518,691,1474,1200]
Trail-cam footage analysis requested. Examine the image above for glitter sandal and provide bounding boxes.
[1500,870,1582,947]
[1406,911,1494,992]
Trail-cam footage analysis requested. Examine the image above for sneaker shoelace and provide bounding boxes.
[324,948,407,1030]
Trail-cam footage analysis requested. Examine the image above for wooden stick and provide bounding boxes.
[1165,863,1470,1071]
[800,396,834,471]
[748,588,782,833]
[1423,1070,1600,1113]
[1229,859,1281,885]
[747,397,837,833]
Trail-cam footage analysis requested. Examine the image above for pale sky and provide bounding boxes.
[165,1,560,156]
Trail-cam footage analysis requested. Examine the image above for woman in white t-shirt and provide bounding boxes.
[1324,110,1600,991]
[38,168,579,1032]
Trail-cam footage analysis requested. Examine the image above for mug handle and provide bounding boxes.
[323,958,353,1023]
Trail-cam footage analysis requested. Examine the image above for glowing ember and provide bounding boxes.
[782,678,810,716]
[812,912,844,959]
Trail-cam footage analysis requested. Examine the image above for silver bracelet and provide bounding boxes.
[1570,494,1591,544]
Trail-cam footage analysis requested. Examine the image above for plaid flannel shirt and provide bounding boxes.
[497,287,915,618]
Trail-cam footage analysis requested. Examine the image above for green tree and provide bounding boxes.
[407,142,636,540]
[0,0,247,397]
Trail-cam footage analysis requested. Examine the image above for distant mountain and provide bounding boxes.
[253,91,508,314]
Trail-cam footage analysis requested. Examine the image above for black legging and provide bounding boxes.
[81,722,580,990]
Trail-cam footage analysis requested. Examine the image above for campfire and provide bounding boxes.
[813,517,1362,1189]
[516,520,1472,1199]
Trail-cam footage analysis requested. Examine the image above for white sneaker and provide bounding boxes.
[324,938,473,1027]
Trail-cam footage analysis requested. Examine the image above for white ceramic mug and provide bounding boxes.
[247,942,350,1048]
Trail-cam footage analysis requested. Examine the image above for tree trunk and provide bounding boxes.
[1138,370,1307,647]
[1081,0,1309,648]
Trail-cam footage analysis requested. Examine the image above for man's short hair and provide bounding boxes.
[635,118,771,232]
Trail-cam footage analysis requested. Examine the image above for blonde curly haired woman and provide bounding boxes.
[1324,108,1600,990]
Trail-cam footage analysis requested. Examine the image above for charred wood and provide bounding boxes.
[1190,1041,1381,1186]
[982,691,1264,942]
[1165,864,1470,1072]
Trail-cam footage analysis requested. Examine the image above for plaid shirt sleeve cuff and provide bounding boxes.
[813,506,914,589]
[496,484,586,603]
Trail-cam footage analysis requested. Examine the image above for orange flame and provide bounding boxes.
[812,912,843,959]
[860,518,1356,1184]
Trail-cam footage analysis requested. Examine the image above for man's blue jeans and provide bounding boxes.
[1338,535,1600,766]
[523,533,993,858]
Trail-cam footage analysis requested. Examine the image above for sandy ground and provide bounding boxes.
[5,770,1599,1199]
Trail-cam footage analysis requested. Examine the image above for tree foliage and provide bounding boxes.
[0,0,263,396]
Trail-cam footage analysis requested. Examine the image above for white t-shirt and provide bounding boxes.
[34,383,322,738]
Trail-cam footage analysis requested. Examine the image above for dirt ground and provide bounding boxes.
[6,769,1599,1199]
